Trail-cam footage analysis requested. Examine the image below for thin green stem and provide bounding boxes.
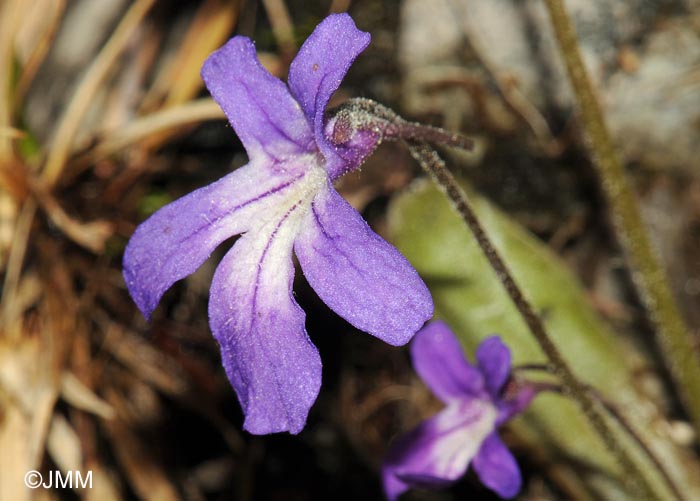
[516,367,684,500]
[593,390,685,501]
[407,141,658,500]
[542,0,700,440]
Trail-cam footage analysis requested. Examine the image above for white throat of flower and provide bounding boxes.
[430,398,498,479]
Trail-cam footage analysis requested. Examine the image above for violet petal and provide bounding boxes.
[381,467,410,501]
[208,208,321,435]
[287,13,370,178]
[410,321,485,403]
[476,336,512,396]
[472,432,522,499]
[294,184,432,346]
[123,162,303,319]
[497,384,538,425]
[202,37,314,162]
[324,117,382,178]
[382,400,497,499]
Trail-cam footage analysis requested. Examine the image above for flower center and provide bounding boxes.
[254,156,327,234]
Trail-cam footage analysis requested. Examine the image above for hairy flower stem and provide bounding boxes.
[542,0,700,440]
[593,390,685,501]
[515,365,684,501]
[407,141,657,500]
[331,98,474,151]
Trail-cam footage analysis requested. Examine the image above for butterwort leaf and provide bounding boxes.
[387,178,700,498]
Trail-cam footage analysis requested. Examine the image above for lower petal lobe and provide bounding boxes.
[208,205,321,435]
[382,400,497,498]
[294,185,433,346]
[472,432,522,499]
[123,161,302,319]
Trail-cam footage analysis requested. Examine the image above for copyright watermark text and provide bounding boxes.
[24,470,92,489]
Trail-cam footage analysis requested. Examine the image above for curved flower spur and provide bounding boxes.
[121,14,466,434]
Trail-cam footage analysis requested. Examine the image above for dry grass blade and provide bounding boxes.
[13,0,67,113]
[0,127,28,140]
[144,0,241,112]
[329,0,353,13]
[95,315,245,454]
[42,0,157,188]
[262,0,296,60]
[0,192,19,273]
[27,173,114,253]
[47,414,83,474]
[82,98,224,162]
[60,372,115,420]
[42,210,112,255]
[104,389,181,501]
[0,0,25,160]
[101,321,192,397]
[1,200,37,340]
[0,338,61,501]
[0,271,40,331]
[84,464,123,501]
[1,172,109,327]
[462,24,558,145]
[0,238,88,498]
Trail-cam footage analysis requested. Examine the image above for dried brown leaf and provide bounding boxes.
[84,464,123,501]
[81,98,223,164]
[13,0,66,111]
[47,414,83,474]
[104,389,181,501]
[102,323,191,397]
[60,372,115,420]
[42,0,157,188]
[0,338,60,501]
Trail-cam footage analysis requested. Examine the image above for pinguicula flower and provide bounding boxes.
[123,14,432,435]
[382,321,538,500]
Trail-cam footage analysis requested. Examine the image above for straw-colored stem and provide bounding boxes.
[542,0,700,442]
[83,98,224,161]
[42,0,156,188]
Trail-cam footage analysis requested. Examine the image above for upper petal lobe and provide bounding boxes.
[202,37,314,162]
[476,336,512,396]
[123,161,304,319]
[288,13,370,176]
[294,183,432,346]
[410,321,486,404]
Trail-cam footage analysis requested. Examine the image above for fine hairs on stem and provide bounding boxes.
[330,98,474,151]
[405,140,658,500]
[542,0,700,440]
[327,98,665,498]
[514,365,684,501]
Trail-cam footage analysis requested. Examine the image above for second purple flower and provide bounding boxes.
[383,321,538,499]
[122,14,433,435]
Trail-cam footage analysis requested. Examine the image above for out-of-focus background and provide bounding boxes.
[1,0,699,500]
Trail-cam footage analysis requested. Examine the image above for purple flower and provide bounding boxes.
[122,14,432,435]
[382,321,537,500]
